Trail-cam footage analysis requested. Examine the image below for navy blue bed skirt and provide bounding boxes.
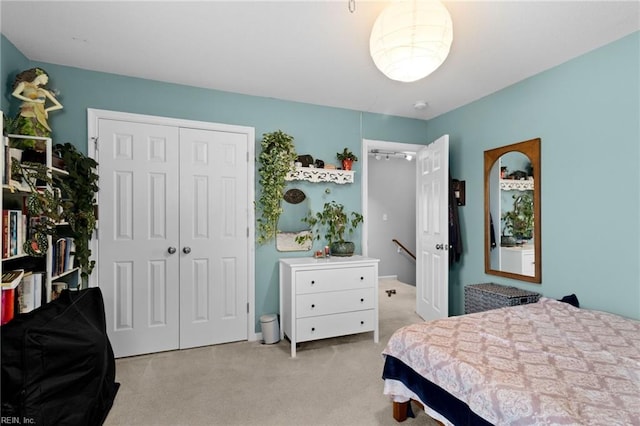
[382,355,492,426]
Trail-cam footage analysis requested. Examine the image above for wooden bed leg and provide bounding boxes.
[392,401,409,422]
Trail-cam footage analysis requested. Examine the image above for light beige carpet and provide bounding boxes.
[104,279,439,426]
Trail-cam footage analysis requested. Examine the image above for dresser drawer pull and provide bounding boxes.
[311,327,315,332]
[360,276,364,280]
[311,304,315,309]
[360,298,364,302]
[360,321,364,325]
[311,280,315,285]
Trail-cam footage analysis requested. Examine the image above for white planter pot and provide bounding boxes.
[9,148,23,163]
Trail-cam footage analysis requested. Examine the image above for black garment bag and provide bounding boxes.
[1,287,119,426]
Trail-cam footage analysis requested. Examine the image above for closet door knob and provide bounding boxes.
[183,247,191,254]
[167,247,177,254]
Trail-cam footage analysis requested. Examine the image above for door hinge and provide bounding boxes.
[247,303,250,313]
[246,151,249,162]
[247,227,249,238]
[92,136,99,152]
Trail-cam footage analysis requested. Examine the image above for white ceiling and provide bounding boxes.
[2,1,639,120]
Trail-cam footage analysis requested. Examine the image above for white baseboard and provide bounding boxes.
[379,275,398,281]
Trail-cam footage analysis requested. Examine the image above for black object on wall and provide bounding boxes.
[1,287,119,426]
[452,179,466,206]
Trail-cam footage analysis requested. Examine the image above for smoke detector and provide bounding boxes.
[414,101,428,110]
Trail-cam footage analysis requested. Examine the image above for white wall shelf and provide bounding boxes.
[500,179,533,191]
[285,166,354,184]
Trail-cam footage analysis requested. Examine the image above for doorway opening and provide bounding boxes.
[361,139,423,286]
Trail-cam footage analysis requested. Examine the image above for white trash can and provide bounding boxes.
[260,314,280,344]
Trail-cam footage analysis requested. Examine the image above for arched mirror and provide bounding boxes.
[276,188,312,252]
[484,138,541,283]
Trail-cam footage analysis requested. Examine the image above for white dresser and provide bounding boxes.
[279,256,379,357]
[500,245,535,276]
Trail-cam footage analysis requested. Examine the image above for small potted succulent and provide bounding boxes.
[336,147,358,171]
[296,200,363,256]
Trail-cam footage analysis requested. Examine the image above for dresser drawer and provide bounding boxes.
[296,310,375,342]
[296,288,375,318]
[295,266,375,294]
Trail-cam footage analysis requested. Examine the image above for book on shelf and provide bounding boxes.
[10,210,22,256]
[68,238,76,270]
[16,271,45,314]
[10,210,17,256]
[17,272,35,313]
[2,269,25,289]
[52,237,75,276]
[2,209,8,258]
[2,209,26,259]
[65,238,73,270]
[1,289,15,325]
[1,269,25,325]
[33,272,43,310]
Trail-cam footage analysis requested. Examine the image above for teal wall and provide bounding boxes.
[428,32,640,319]
[1,35,430,332]
[1,35,30,115]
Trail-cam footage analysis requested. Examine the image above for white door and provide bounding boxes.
[97,120,249,357]
[98,119,181,357]
[416,135,449,320]
[178,128,248,349]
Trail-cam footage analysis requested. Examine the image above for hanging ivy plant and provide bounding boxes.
[256,130,297,244]
[53,143,99,285]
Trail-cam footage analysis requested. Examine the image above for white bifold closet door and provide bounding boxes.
[98,119,248,358]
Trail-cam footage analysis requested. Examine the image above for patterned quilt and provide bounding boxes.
[383,298,640,425]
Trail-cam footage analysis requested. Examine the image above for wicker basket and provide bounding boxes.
[464,283,541,314]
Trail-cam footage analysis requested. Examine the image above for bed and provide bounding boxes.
[382,297,640,425]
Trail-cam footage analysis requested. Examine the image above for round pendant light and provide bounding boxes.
[370,0,453,83]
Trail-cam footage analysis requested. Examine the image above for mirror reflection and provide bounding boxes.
[276,188,312,252]
[485,138,541,283]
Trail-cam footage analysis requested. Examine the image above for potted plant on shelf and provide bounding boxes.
[256,130,298,244]
[501,192,534,245]
[4,116,47,169]
[336,147,358,171]
[296,200,364,257]
[10,159,67,256]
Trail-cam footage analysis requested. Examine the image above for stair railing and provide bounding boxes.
[392,239,416,261]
